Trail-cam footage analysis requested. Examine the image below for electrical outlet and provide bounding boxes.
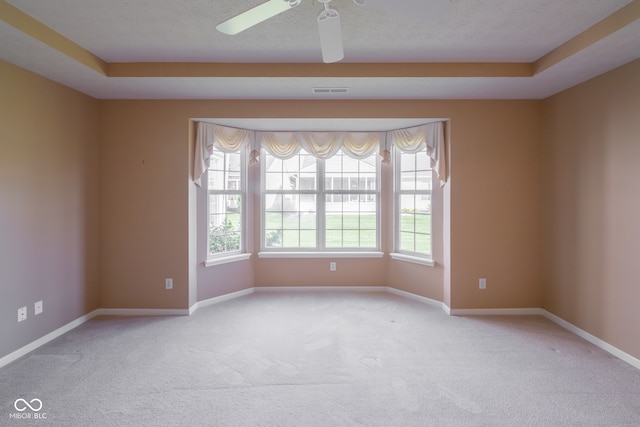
[479,278,487,290]
[18,307,27,322]
[330,262,336,271]
[165,278,173,290]
[35,300,43,315]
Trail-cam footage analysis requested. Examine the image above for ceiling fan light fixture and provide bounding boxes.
[317,4,344,63]
[216,0,300,35]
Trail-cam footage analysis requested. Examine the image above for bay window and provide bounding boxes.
[208,147,245,256]
[262,148,379,251]
[395,149,432,257]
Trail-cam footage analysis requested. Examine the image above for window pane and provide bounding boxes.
[208,146,245,256]
[263,149,378,251]
[283,213,300,229]
[343,230,360,246]
[400,194,415,212]
[285,172,299,190]
[265,172,282,190]
[209,169,225,190]
[416,195,431,213]
[400,212,415,233]
[401,172,416,191]
[265,230,283,248]
[300,212,316,229]
[325,193,377,249]
[415,152,430,171]
[208,193,243,255]
[415,213,431,233]
[299,174,316,190]
[225,152,241,190]
[416,171,432,190]
[282,230,300,247]
[400,231,415,252]
[396,148,432,257]
[325,155,341,172]
[266,194,283,213]
[415,232,431,255]
[326,229,343,247]
[360,230,376,247]
[401,152,416,171]
[300,230,317,248]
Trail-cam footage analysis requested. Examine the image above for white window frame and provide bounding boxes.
[392,147,434,266]
[205,146,248,264]
[260,149,381,254]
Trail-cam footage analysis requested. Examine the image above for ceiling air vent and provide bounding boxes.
[312,87,349,94]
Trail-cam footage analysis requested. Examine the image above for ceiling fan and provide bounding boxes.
[216,0,452,63]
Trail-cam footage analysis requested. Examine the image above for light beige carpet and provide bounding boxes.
[1,291,639,426]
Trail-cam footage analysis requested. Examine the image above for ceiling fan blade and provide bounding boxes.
[217,0,300,35]
[354,0,452,22]
[317,8,344,63]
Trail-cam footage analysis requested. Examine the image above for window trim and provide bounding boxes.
[260,149,381,252]
[389,252,435,267]
[258,251,384,259]
[206,146,247,261]
[204,253,252,267]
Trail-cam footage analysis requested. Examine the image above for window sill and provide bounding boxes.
[204,253,251,267]
[389,253,435,267]
[258,251,384,259]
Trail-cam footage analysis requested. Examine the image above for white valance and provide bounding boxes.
[390,121,446,186]
[260,131,382,160]
[194,122,252,186]
[194,121,446,186]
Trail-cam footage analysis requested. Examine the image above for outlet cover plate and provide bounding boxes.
[35,300,43,315]
[18,307,27,322]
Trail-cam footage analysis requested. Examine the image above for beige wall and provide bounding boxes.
[0,62,545,360]
[541,58,640,359]
[4,56,639,364]
[448,102,543,308]
[98,102,192,309]
[0,60,99,358]
[97,100,542,310]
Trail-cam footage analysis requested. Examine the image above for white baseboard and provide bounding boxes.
[540,309,640,370]
[255,286,387,293]
[95,308,190,316]
[0,309,101,369]
[190,288,254,314]
[386,287,445,310]
[449,308,544,316]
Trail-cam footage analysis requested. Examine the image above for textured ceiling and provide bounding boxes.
[0,0,639,101]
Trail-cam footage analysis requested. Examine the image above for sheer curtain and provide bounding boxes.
[194,121,447,185]
[260,131,382,160]
[193,122,252,186]
[389,121,446,186]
